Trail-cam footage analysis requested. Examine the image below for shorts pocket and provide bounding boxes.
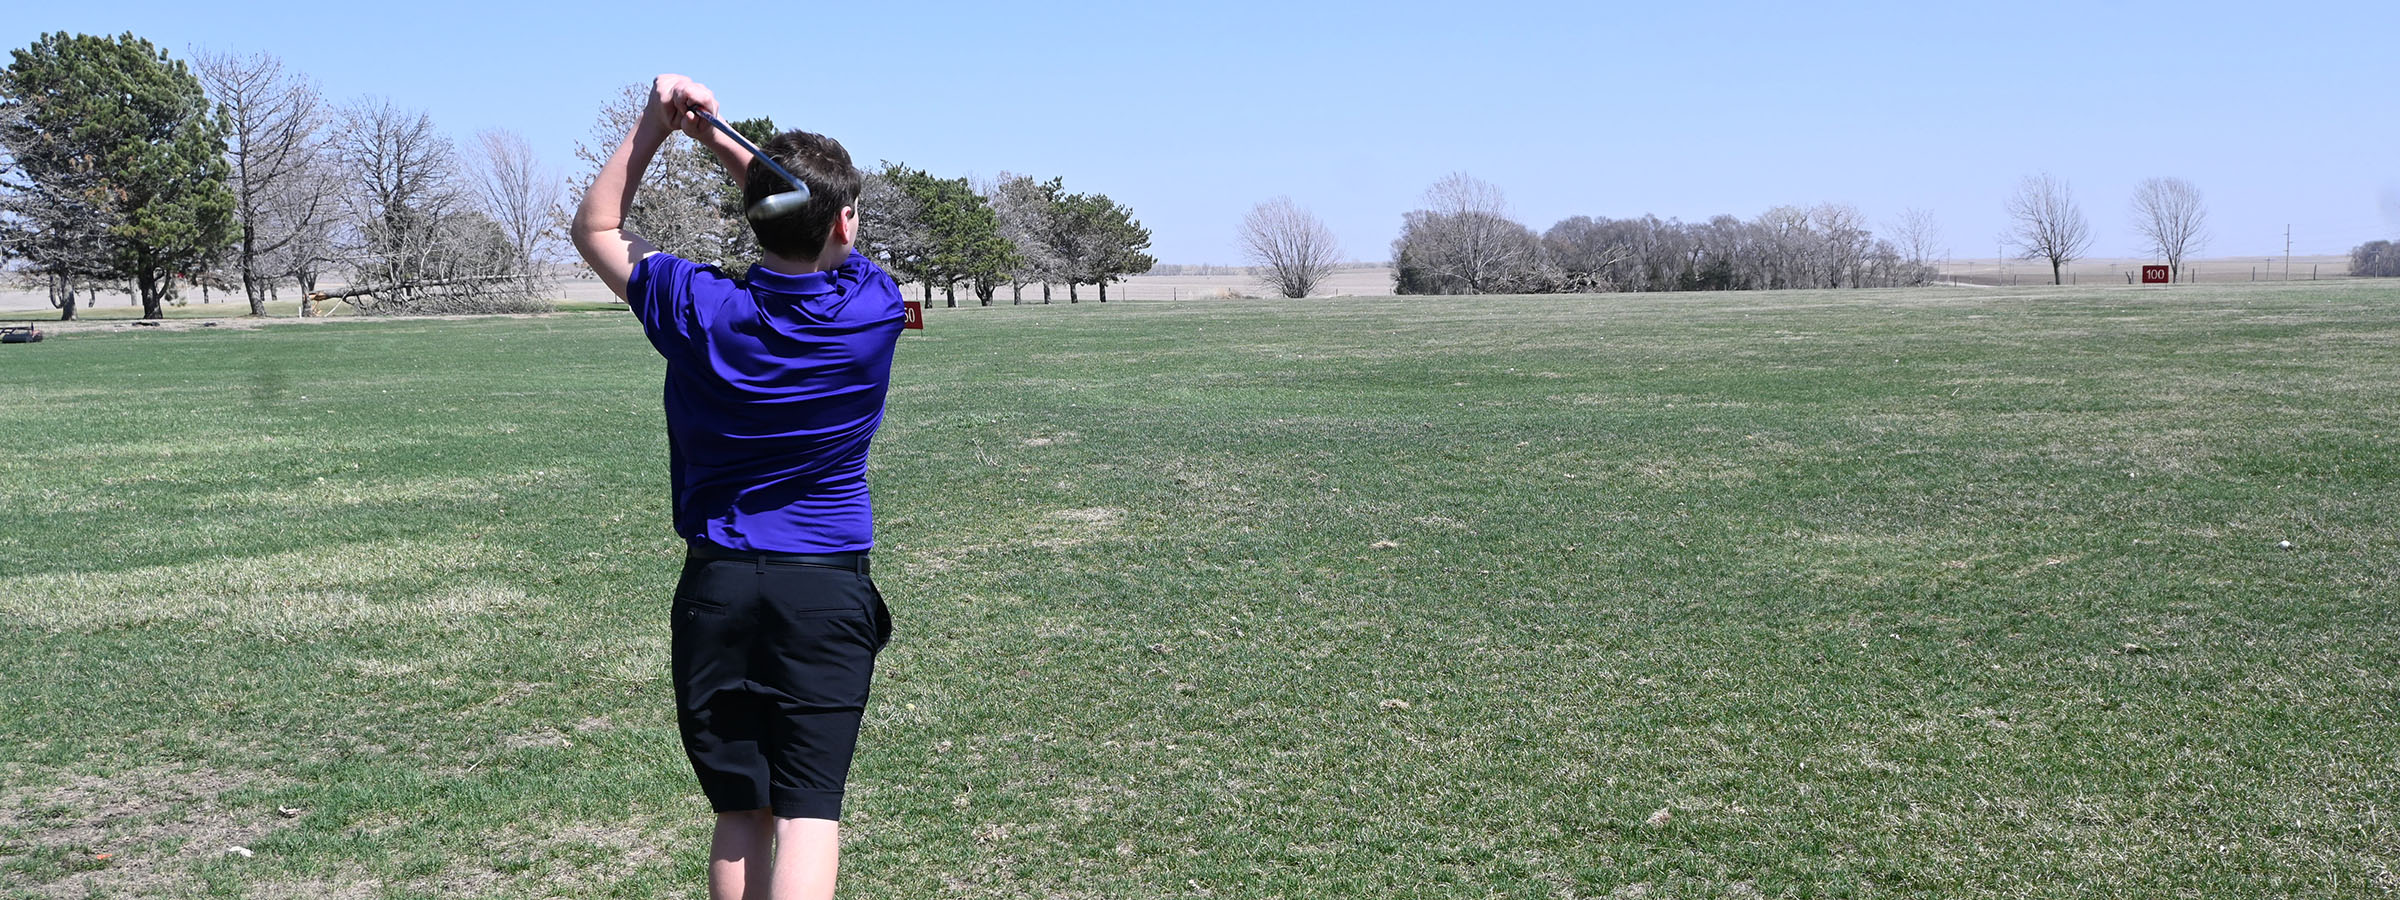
[674,593,730,615]
[673,558,743,615]
[756,565,872,619]
[776,603,862,619]
[863,577,893,650]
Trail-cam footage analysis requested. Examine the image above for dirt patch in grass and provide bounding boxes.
[1049,507,1125,528]
[0,766,294,899]
[898,506,1133,576]
[0,542,523,636]
[501,728,575,751]
[540,821,671,875]
[243,876,383,899]
[397,817,675,898]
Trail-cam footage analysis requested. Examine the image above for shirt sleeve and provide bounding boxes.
[629,252,724,365]
[849,252,909,327]
[626,252,693,338]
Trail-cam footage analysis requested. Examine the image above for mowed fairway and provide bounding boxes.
[2,282,2396,899]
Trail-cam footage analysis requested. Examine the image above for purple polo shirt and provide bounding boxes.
[626,250,905,553]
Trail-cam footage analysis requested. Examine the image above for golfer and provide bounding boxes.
[572,74,902,900]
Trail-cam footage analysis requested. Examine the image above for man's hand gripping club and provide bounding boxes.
[571,74,757,301]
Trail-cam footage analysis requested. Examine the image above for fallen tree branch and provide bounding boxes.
[306,274,531,303]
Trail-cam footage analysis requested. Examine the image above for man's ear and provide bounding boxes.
[832,206,859,247]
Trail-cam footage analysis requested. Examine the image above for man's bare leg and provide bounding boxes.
[772,817,841,900]
[710,809,774,900]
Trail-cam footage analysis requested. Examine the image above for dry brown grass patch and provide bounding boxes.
[0,766,294,899]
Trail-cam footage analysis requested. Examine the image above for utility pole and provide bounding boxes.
[2284,225,2293,281]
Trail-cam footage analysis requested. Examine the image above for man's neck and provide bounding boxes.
[757,246,846,277]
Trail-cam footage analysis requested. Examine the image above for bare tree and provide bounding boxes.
[1863,239,1908,287]
[1423,174,1528,288]
[1541,216,1632,292]
[2006,173,2092,285]
[2129,176,2207,283]
[271,151,342,315]
[1239,197,1342,298]
[337,97,458,287]
[1888,207,1942,284]
[1812,203,1870,288]
[857,165,931,296]
[1693,214,1753,290]
[472,128,563,293]
[2352,240,2400,277]
[1557,214,1688,292]
[328,98,537,314]
[573,83,744,269]
[1392,173,1537,294]
[1755,205,1816,290]
[984,173,1063,304]
[193,49,333,316]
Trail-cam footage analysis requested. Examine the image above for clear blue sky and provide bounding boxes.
[14,0,2397,264]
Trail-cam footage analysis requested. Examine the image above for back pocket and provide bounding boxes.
[757,564,868,618]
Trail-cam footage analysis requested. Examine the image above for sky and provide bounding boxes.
[12,0,2397,265]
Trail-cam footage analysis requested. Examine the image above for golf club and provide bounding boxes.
[692,109,811,221]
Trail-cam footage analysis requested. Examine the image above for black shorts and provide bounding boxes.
[670,548,892,820]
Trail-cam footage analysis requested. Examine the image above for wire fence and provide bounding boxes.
[1933,255,2362,286]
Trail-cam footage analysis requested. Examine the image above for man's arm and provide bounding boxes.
[695,122,754,193]
[571,74,719,301]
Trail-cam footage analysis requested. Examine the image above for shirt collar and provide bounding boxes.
[746,251,870,298]
[744,262,837,297]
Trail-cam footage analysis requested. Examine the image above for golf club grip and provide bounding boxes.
[693,109,811,201]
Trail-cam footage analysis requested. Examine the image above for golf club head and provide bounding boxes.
[748,188,811,222]
[690,109,813,220]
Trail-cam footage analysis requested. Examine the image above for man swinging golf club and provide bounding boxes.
[572,74,902,900]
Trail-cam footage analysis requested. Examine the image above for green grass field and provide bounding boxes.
[2,281,2395,898]
[1,292,617,322]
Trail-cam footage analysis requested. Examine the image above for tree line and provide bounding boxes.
[0,33,1157,321]
[1384,171,2229,295]
[2354,241,2400,277]
[1388,173,1942,295]
[0,33,560,320]
[570,84,1155,308]
[862,168,1154,306]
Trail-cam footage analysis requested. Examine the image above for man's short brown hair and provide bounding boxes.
[744,131,862,259]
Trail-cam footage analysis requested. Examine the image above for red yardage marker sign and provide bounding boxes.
[2141,266,2170,284]
[903,300,924,330]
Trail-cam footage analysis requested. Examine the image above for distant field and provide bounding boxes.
[2,280,2396,898]
[5,254,2371,315]
[1935,254,2356,286]
[0,268,1390,314]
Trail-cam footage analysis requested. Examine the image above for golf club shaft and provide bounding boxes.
[692,109,810,200]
